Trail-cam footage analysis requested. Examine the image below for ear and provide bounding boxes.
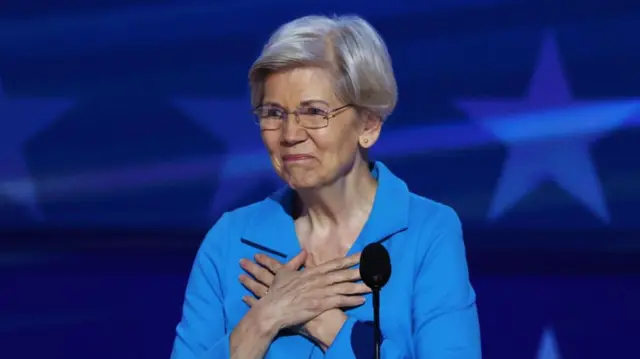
[358,111,383,149]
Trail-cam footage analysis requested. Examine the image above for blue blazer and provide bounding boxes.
[171,162,481,358]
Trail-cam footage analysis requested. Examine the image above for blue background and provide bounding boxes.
[1,0,639,358]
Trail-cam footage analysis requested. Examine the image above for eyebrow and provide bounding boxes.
[261,101,282,107]
[260,99,330,108]
[300,99,330,107]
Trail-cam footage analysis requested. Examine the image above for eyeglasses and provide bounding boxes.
[252,103,352,130]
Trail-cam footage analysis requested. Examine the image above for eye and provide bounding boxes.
[259,107,284,118]
[300,107,328,116]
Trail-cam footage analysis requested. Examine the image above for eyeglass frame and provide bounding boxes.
[251,102,353,130]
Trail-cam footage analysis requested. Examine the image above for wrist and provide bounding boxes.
[251,303,282,337]
[309,312,348,351]
[229,306,280,359]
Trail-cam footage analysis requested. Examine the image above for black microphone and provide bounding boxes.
[359,242,391,359]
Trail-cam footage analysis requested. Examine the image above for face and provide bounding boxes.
[259,67,381,189]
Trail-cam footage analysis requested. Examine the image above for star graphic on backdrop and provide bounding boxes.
[0,79,74,220]
[456,33,640,223]
[173,96,282,217]
[535,327,562,359]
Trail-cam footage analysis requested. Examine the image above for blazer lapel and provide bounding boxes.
[240,186,302,261]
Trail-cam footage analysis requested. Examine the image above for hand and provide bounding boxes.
[240,253,354,343]
[239,251,370,334]
[299,253,354,351]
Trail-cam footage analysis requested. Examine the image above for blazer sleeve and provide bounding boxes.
[324,206,482,359]
[170,213,233,359]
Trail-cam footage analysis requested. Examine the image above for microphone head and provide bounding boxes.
[359,242,391,290]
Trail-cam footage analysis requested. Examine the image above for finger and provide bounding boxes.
[325,295,366,309]
[284,250,307,270]
[255,253,283,274]
[314,253,361,274]
[242,295,258,307]
[239,274,269,298]
[330,282,372,295]
[323,268,362,285]
[240,259,274,286]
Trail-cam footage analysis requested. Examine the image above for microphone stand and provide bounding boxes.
[359,242,391,359]
[372,288,381,359]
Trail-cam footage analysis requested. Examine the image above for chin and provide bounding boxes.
[272,162,331,190]
[281,171,325,190]
[286,177,323,190]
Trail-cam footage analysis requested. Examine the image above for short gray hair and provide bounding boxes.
[249,15,397,120]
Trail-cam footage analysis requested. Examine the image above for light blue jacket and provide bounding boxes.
[171,162,481,358]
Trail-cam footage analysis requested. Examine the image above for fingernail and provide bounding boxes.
[239,259,246,267]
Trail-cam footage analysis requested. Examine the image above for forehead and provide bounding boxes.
[262,67,337,106]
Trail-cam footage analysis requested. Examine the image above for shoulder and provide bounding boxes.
[407,192,462,235]
[403,192,466,264]
[197,199,271,254]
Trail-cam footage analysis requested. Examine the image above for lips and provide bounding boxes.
[282,154,313,162]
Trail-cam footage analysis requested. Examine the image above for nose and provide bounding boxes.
[280,115,307,145]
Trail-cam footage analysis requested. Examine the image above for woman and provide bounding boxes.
[171,14,481,359]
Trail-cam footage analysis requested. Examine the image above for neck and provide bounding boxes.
[295,161,377,230]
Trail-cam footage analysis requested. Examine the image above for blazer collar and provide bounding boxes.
[241,161,411,260]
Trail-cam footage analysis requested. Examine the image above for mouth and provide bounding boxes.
[282,154,314,162]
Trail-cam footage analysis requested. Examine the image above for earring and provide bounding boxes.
[362,138,369,145]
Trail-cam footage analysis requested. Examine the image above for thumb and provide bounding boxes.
[284,250,307,270]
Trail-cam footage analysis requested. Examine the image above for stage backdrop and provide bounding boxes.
[2,0,639,252]
[1,1,640,359]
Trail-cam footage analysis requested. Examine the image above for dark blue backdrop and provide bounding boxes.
[1,1,639,358]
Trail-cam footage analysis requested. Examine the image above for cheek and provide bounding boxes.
[261,133,283,168]
[313,127,360,164]
[261,131,280,154]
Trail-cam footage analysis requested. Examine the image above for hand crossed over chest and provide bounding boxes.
[238,249,370,350]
